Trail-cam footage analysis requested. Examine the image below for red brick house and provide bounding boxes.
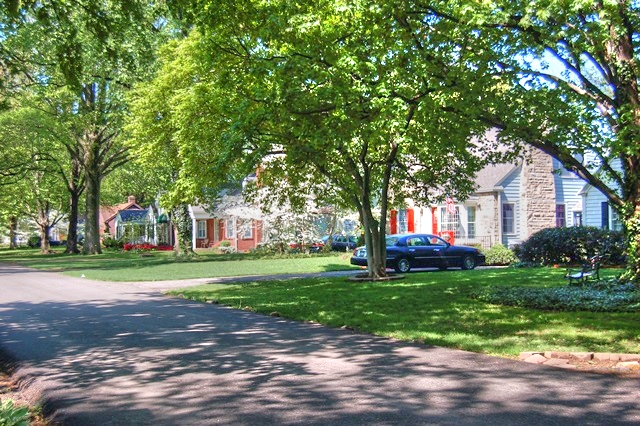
[189,203,264,252]
[98,195,143,236]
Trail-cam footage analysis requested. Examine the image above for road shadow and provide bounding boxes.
[1,288,639,425]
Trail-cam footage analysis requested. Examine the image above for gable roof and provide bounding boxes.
[99,196,143,226]
[474,162,519,193]
[116,209,150,223]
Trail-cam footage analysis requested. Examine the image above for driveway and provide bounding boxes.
[0,264,638,425]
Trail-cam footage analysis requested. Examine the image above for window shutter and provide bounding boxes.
[390,210,397,234]
[407,208,415,232]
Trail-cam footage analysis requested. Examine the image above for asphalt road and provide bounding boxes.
[0,263,639,425]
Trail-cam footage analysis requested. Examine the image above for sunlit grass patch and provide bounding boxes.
[168,268,640,357]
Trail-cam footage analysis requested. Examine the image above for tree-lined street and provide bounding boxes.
[1,264,638,425]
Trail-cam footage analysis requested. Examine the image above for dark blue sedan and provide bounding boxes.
[350,233,485,273]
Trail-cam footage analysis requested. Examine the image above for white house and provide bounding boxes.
[389,146,586,249]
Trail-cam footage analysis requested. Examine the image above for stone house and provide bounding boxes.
[389,147,585,249]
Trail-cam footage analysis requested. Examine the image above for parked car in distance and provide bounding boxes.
[320,234,358,252]
[350,233,485,273]
[290,240,324,253]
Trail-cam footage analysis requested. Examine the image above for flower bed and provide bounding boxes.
[123,243,173,252]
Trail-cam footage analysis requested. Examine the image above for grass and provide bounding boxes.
[167,267,640,358]
[0,247,356,281]
[2,247,638,358]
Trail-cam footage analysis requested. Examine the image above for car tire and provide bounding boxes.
[461,255,476,270]
[395,258,411,273]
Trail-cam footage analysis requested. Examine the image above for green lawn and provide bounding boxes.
[0,248,356,281]
[2,247,638,358]
[167,267,639,358]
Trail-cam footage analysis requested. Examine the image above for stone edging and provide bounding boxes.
[520,351,640,370]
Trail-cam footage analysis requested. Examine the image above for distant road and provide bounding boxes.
[1,263,638,425]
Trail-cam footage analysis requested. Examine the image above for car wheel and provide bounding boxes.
[461,255,476,270]
[395,258,411,273]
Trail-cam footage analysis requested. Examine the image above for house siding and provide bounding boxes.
[552,156,585,227]
[581,158,623,230]
[583,186,608,228]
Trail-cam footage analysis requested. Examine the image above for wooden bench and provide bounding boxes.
[565,256,601,285]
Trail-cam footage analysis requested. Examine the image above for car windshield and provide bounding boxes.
[385,236,399,246]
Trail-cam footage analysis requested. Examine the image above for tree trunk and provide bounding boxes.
[37,206,51,254]
[83,167,102,255]
[361,205,386,278]
[65,191,81,254]
[171,203,193,256]
[39,225,51,253]
[322,214,337,253]
[8,216,18,249]
[64,157,83,254]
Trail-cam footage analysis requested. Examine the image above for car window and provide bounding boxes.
[407,237,426,246]
[386,236,399,246]
[430,236,447,246]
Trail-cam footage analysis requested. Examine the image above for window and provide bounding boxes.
[555,204,566,227]
[241,220,253,239]
[440,206,460,237]
[197,220,206,239]
[398,209,408,234]
[467,207,476,238]
[611,208,622,231]
[502,203,515,234]
[601,202,609,230]
[225,218,235,239]
[573,212,583,227]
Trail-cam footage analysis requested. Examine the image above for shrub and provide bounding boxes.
[514,226,625,266]
[27,235,40,248]
[0,399,30,426]
[471,281,640,312]
[102,236,124,249]
[219,245,237,254]
[219,240,232,247]
[484,243,518,265]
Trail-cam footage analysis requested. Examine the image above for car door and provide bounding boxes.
[422,236,449,267]
[405,236,430,267]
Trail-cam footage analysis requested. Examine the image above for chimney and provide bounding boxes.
[128,195,136,204]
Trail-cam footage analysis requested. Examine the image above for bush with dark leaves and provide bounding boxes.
[513,226,625,266]
[471,281,640,312]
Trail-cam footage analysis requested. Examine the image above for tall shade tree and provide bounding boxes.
[0,103,68,252]
[136,1,506,277]
[126,36,217,255]
[419,1,640,281]
[0,1,171,254]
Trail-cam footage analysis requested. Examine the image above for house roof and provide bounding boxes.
[474,162,519,193]
[116,209,149,223]
[99,196,143,226]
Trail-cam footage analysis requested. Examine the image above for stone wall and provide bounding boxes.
[520,147,556,239]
